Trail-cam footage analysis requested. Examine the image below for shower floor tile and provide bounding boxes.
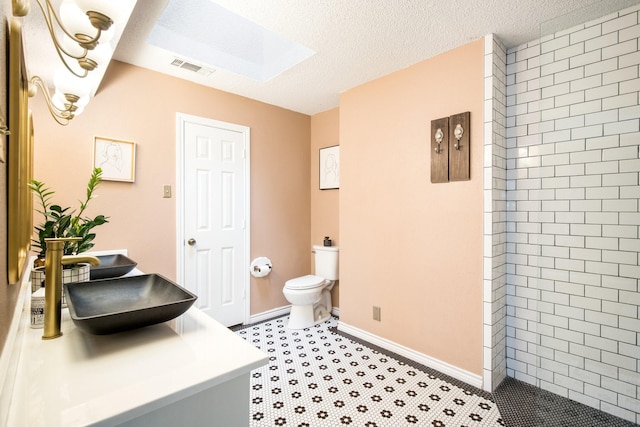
[234,316,504,427]
[493,377,638,427]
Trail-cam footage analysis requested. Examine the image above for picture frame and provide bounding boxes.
[319,145,340,190]
[93,136,136,182]
[7,19,33,284]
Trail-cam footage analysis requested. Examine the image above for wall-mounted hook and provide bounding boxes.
[449,112,470,181]
[430,117,449,183]
[434,128,444,153]
[453,123,463,150]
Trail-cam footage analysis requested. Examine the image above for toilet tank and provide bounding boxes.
[313,245,339,280]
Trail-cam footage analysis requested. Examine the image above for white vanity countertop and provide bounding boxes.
[7,287,267,426]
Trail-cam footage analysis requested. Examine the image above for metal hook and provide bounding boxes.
[453,124,463,150]
[434,128,444,154]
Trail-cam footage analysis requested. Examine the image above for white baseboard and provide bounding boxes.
[338,321,483,389]
[248,305,291,324]
[248,306,341,325]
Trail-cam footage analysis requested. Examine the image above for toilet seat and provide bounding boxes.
[285,274,325,290]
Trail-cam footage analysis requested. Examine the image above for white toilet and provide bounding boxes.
[283,245,339,329]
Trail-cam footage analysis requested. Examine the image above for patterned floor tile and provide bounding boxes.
[234,315,639,426]
[234,316,504,427]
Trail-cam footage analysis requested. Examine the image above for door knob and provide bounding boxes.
[187,238,196,246]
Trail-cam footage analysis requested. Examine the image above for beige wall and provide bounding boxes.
[310,108,340,307]
[339,40,484,374]
[30,60,310,316]
[12,34,486,379]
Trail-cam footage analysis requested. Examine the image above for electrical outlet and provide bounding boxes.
[163,184,172,198]
[373,306,381,321]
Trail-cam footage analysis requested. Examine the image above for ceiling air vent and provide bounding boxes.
[170,57,215,77]
[180,62,201,72]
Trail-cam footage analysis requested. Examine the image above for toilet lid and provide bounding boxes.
[285,275,325,290]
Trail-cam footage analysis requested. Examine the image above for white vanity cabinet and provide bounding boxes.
[6,290,266,426]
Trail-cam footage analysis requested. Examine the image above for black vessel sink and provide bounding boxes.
[90,254,138,280]
[64,274,197,335]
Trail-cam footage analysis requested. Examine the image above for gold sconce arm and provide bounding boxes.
[32,0,106,78]
[29,76,79,126]
[12,0,132,125]
[34,1,90,77]
[13,0,118,78]
[34,0,105,47]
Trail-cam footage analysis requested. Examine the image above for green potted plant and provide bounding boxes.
[29,167,109,295]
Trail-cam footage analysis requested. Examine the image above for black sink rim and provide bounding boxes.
[89,254,138,280]
[63,273,197,334]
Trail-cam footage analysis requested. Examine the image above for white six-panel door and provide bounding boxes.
[177,114,249,327]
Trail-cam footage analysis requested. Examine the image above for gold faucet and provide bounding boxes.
[42,238,100,340]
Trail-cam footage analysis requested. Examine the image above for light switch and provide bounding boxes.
[163,184,172,198]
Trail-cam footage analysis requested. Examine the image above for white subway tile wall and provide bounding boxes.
[503,4,640,424]
[483,34,508,392]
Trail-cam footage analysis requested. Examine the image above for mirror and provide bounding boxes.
[8,18,33,285]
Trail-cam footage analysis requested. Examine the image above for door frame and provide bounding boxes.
[175,112,251,325]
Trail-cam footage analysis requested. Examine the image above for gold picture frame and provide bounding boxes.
[92,136,136,182]
[8,18,33,284]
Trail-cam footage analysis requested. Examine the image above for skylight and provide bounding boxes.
[147,0,315,82]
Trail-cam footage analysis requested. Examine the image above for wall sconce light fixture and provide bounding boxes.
[13,0,133,124]
[12,0,128,78]
[29,71,90,126]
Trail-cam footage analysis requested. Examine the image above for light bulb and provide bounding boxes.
[58,30,85,58]
[74,0,132,27]
[52,90,67,110]
[85,43,112,68]
[54,69,91,100]
[72,105,85,116]
[60,0,98,41]
[75,96,90,108]
[98,27,114,45]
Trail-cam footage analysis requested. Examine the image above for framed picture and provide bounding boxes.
[319,145,340,190]
[93,136,136,182]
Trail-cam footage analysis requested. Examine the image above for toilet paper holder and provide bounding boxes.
[250,257,272,278]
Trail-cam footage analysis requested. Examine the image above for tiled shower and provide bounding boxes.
[484,3,639,424]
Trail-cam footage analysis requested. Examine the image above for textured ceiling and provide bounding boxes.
[23,0,640,116]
